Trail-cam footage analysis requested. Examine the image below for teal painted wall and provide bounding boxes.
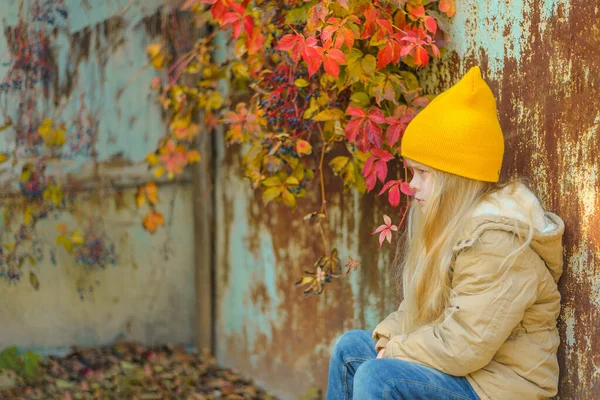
[0,1,196,349]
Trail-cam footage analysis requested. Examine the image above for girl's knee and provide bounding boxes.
[333,330,365,353]
[353,360,386,397]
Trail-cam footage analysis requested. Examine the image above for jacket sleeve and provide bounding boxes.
[382,230,539,376]
[372,301,404,350]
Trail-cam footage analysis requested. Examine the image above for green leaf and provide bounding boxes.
[294,78,310,88]
[312,108,345,121]
[399,71,419,91]
[285,5,309,25]
[350,92,370,107]
[361,55,376,75]
[345,48,367,84]
[20,351,40,379]
[263,186,283,203]
[55,379,74,389]
[0,347,20,371]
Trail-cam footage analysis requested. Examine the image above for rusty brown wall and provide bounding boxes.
[213,1,600,399]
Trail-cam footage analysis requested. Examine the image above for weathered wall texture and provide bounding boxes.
[0,1,196,350]
[214,1,599,399]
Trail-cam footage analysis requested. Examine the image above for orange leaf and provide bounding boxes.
[439,0,456,17]
[296,139,313,156]
[143,210,165,233]
[144,183,159,205]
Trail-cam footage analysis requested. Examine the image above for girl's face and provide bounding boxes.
[406,158,434,206]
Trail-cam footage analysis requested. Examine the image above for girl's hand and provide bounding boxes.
[376,348,386,359]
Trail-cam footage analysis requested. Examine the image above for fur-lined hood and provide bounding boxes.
[454,183,565,282]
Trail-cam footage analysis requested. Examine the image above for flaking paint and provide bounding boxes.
[0,1,196,350]
[215,0,600,399]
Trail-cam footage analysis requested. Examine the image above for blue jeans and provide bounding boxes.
[327,330,480,400]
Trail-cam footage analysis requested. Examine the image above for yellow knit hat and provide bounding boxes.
[401,66,504,182]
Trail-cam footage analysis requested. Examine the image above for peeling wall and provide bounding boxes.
[0,1,196,350]
[214,1,600,399]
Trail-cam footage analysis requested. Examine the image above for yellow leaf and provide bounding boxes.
[303,97,319,120]
[285,176,300,186]
[261,176,282,187]
[71,230,85,245]
[53,125,67,147]
[312,108,344,122]
[4,243,15,250]
[56,235,73,252]
[169,112,192,131]
[0,153,10,164]
[153,166,165,178]
[43,183,63,206]
[329,156,350,174]
[29,272,40,291]
[146,153,159,167]
[316,92,330,107]
[37,118,53,136]
[187,150,201,163]
[281,188,296,208]
[294,78,310,88]
[146,43,165,69]
[262,186,282,203]
[136,187,145,208]
[28,256,36,265]
[206,91,224,111]
[24,207,33,225]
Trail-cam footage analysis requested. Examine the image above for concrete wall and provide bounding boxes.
[0,1,196,350]
[214,1,600,399]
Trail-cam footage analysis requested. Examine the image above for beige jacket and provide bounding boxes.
[373,184,564,400]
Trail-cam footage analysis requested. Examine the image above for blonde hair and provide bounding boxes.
[393,170,534,333]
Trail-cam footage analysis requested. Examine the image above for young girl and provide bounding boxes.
[327,66,564,400]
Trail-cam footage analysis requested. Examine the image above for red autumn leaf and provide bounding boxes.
[439,0,457,17]
[321,16,359,49]
[401,182,415,196]
[276,34,323,76]
[219,4,252,40]
[202,0,233,20]
[397,27,439,67]
[276,33,304,61]
[247,27,265,56]
[408,4,425,18]
[322,44,346,78]
[345,107,385,153]
[373,18,394,42]
[361,148,393,192]
[376,34,403,70]
[414,46,429,66]
[424,16,437,34]
[379,179,408,207]
[360,5,378,39]
[384,105,416,147]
